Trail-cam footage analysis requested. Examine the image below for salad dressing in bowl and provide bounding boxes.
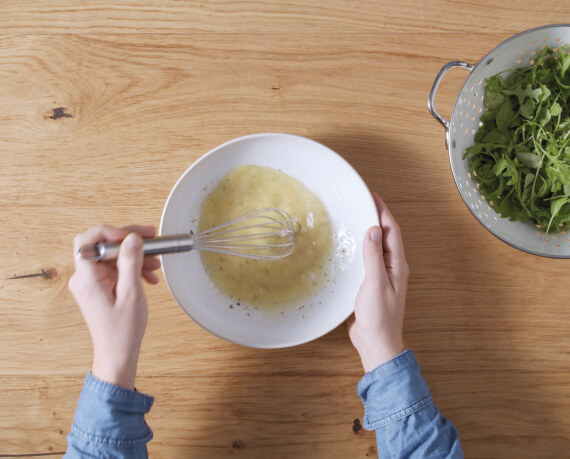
[199,164,332,312]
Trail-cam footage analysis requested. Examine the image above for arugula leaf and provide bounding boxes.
[547,197,569,233]
[538,84,550,102]
[550,102,562,117]
[524,172,535,189]
[516,150,542,168]
[520,98,536,119]
[482,130,509,145]
[464,46,570,233]
[485,91,505,111]
[537,106,552,126]
[496,98,513,131]
[559,46,570,78]
[504,83,542,103]
[551,197,568,215]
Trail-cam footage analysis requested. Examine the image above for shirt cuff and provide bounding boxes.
[71,372,154,448]
[357,349,433,430]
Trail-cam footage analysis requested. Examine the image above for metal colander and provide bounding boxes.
[429,24,570,258]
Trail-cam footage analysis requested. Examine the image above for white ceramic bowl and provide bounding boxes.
[160,133,378,348]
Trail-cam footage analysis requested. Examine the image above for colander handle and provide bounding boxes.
[428,61,474,144]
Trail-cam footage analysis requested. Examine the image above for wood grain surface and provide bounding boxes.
[1,1,569,458]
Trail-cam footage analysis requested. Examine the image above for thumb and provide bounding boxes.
[116,232,144,304]
[363,226,388,283]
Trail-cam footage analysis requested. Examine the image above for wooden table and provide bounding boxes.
[1,2,569,457]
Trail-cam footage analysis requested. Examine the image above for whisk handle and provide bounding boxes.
[79,234,194,261]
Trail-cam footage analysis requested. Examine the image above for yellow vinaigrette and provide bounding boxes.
[199,165,332,311]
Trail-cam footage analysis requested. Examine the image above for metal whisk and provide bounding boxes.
[79,208,297,262]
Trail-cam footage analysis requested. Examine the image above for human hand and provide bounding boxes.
[347,192,409,373]
[68,225,161,390]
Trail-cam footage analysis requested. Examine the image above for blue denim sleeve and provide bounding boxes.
[357,349,463,459]
[64,372,154,459]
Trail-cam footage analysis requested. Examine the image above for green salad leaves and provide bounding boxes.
[464,45,570,233]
